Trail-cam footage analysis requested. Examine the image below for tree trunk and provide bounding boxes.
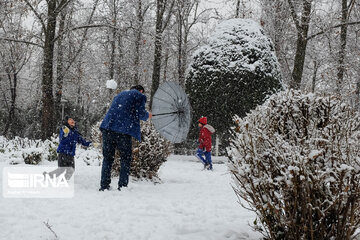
[150,31,163,109]
[108,0,117,82]
[273,0,291,84]
[311,60,318,93]
[109,29,116,81]
[150,0,174,108]
[179,32,188,87]
[336,0,349,93]
[41,0,58,140]
[150,0,165,109]
[117,33,124,87]
[177,11,183,86]
[289,0,312,89]
[163,35,170,82]
[55,10,66,124]
[235,0,241,18]
[290,33,309,89]
[3,72,17,136]
[134,0,143,85]
[356,77,360,111]
[176,0,201,87]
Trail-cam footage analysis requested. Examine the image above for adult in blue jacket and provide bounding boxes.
[99,85,152,191]
[48,116,91,180]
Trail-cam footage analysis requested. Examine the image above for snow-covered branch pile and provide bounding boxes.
[228,90,360,239]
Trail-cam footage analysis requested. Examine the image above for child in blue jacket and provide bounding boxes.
[48,116,91,179]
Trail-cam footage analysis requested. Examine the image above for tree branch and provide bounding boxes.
[307,21,360,40]
[71,24,117,31]
[43,220,58,239]
[23,0,46,32]
[58,0,100,76]
[162,0,175,31]
[54,0,73,17]
[287,0,300,31]
[348,0,356,16]
[53,24,116,43]
[0,38,43,48]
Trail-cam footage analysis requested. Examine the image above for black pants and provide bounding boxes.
[100,129,132,189]
[48,153,75,180]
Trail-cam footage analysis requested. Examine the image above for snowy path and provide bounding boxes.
[0,155,260,240]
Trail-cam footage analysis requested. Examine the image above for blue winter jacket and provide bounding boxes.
[57,126,91,156]
[100,89,149,141]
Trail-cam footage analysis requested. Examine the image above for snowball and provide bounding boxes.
[106,79,117,89]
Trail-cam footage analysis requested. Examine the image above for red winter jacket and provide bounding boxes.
[199,124,215,152]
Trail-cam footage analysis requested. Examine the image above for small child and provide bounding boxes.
[47,116,92,179]
[196,117,215,170]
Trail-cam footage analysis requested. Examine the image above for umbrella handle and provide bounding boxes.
[152,111,184,116]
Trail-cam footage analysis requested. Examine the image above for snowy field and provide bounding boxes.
[0,155,260,240]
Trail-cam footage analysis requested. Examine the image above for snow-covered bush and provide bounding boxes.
[0,135,101,165]
[91,121,172,181]
[228,90,360,240]
[0,135,59,164]
[128,121,172,181]
[75,147,102,166]
[91,121,102,146]
[22,148,42,165]
[186,19,282,144]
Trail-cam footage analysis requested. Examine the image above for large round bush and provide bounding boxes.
[186,19,282,143]
[228,90,360,239]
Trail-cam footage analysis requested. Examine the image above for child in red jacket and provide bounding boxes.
[196,117,215,170]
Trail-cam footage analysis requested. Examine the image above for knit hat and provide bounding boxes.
[198,117,207,125]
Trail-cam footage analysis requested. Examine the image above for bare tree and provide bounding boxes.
[23,0,73,139]
[99,0,135,89]
[260,0,293,84]
[54,9,68,124]
[234,0,249,18]
[0,4,33,136]
[150,0,175,108]
[133,0,152,85]
[174,0,211,87]
[336,0,356,93]
[288,0,313,89]
[54,0,100,124]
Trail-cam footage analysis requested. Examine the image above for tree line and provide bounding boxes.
[0,0,359,140]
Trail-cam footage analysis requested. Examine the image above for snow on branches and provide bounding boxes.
[129,121,172,181]
[92,121,172,182]
[0,135,59,164]
[228,90,360,239]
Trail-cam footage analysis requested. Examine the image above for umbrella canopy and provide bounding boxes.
[151,82,192,143]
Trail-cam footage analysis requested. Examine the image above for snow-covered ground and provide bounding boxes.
[0,155,260,240]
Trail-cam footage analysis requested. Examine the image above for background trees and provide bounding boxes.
[0,0,359,142]
[0,1,36,137]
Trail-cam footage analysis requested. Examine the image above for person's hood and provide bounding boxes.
[204,124,215,134]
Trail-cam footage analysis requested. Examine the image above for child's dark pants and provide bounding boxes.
[48,153,75,180]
